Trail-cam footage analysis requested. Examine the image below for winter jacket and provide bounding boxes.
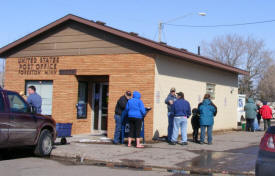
[170,98,191,118]
[191,108,200,128]
[260,105,273,119]
[199,99,216,126]
[165,93,177,112]
[115,95,128,115]
[27,93,42,114]
[125,91,146,119]
[198,101,217,116]
[244,98,257,119]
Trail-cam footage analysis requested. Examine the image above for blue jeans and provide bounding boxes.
[113,114,122,143]
[200,125,213,143]
[171,116,188,143]
[167,112,174,142]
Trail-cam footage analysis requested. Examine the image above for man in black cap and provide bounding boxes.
[165,87,177,142]
[113,91,132,144]
[170,92,191,145]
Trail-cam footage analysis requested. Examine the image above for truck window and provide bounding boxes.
[0,93,5,112]
[7,92,28,113]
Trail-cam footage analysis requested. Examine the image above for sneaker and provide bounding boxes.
[169,141,176,145]
[182,142,188,145]
[208,142,213,145]
[199,141,204,145]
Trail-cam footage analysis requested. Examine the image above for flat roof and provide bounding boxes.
[0,14,248,75]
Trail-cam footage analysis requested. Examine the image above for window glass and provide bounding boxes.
[77,82,88,119]
[7,92,28,113]
[0,93,5,112]
[206,83,216,100]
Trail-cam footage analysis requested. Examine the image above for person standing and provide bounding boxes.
[191,108,200,143]
[125,91,146,148]
[113,91,132,144]
[169,92,191,145]
[260,101,273,131]
[165,87,177,142]
[256,103,262,127]
[199,94,217,145]
[27,86,42,114]
[244,98,257,132]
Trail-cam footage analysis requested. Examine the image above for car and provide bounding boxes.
[255,126,275,176]
[0,88,56,156]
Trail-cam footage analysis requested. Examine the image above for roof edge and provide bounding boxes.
[0,14,249,75]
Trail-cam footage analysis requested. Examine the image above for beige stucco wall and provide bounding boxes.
[153,55,239,138]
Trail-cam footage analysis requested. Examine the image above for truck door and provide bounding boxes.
[7,91,37,146]
[0,92,9,146]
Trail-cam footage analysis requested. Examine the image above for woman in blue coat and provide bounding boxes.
[198,94,217,145]
[125,91,146,148]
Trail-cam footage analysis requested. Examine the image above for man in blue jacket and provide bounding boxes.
[170,92,191,145]
[27,86,42,114]
[165,87,177,142]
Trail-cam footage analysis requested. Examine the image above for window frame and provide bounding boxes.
[206,83,216,100]
[7,91,29,113]
[0,92,6,113]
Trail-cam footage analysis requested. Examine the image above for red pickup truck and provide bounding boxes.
[0,88,56,156]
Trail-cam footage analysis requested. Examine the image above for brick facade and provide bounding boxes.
[5,54,155,140]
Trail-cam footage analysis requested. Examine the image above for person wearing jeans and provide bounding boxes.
[199,94,217,145]
[169,92,191,145]
[200,125,213,144]
[113,91,131,144]
[165,88,177,142]
[260,101,273,131]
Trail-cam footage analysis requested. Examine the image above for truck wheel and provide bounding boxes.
[34,130,53,156]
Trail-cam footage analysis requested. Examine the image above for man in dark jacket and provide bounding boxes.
[169,92,191,145]
[113,91,131,144]
[165,87,177,142]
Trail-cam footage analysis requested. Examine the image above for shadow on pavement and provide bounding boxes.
[0,147,35,161]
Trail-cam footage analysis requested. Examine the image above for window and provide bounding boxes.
[7,92,28,113]
[206,83,216,99]
[25,81,53,115]
[0,93,5,112]
[77,81,88,119]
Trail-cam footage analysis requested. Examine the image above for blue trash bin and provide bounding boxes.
[56,123,72,145]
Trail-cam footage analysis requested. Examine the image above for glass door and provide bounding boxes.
[91,82,108,134]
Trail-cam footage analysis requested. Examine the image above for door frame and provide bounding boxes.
[91,82,108,134]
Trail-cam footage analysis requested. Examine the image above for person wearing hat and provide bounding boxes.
[169,92,191,145]
[260,101,273,130]
[165,87,177,142]
[113,91,132,144]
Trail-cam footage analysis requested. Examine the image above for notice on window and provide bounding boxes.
[18,56,59,75]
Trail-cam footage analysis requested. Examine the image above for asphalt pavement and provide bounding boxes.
[0,157,170,176]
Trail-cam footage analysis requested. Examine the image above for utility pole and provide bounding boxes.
[158,22,163,42]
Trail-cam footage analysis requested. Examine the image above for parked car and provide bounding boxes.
[0,88,56,156]
[255,126,275,176]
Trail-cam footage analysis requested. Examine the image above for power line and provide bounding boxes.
[164,19,275,28]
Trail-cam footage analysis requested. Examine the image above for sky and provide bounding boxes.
[0,0,275,56]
